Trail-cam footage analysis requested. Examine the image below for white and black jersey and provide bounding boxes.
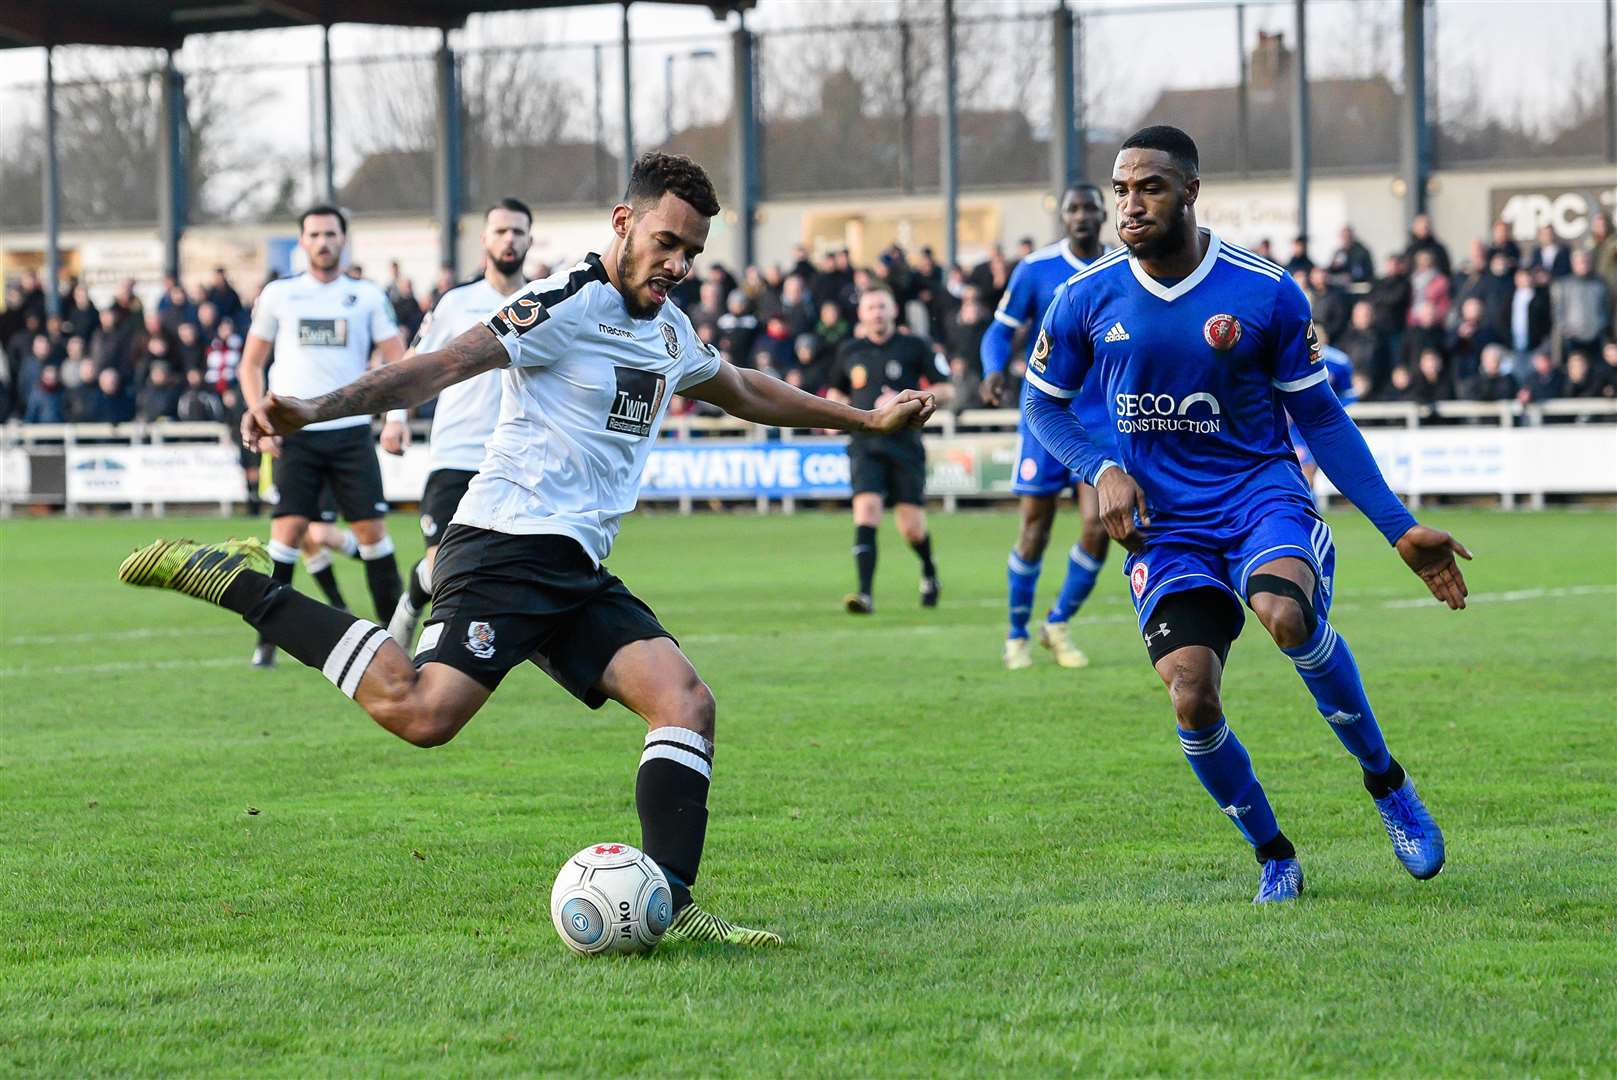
[412,278,511,472]
[452,254,722,564]
[248,273,399,431]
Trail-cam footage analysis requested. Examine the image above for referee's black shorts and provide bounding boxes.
[413,524,674,707]
[271,425,389,522]
[849,435,927,505]
[418,468,477,547]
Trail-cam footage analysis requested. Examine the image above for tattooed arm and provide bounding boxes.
[242,325,508,452]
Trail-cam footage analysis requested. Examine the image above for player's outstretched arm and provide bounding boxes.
[1285,378,1472,608]
[243,325,507,451]
[683,360,936,434]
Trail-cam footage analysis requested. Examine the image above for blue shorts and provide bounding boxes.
[1011,399,1117,497]
[1123,502,1336,639]
[1012,417,1083,496]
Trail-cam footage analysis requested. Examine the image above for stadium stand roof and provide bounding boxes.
[0,0,753,50]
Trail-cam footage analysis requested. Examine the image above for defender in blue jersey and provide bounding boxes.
[981,184,1116,671]
[1024,127,1472,903]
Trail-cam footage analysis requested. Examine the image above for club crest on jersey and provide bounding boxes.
[1131,561,1148,598]
[606,366,668,437]
[1030,329,1051,373]
[661,324,681,359]
[1203,313,1242,352]
[343,292,358,307]
[465,620,496,660]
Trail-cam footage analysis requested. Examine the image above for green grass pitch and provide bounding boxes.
[2,507,1614,1077]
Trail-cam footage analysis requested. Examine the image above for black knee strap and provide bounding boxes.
[1247,573,1318,636]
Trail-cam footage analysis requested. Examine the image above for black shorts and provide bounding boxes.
[1142,586,1245,666]
[271,425,389,522]
[849,436,927,505]
[413,524,674,706]
[418,468,477,547]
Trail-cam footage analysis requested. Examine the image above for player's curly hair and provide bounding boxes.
[624,152,721,218]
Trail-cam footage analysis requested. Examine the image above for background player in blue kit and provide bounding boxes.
[980,184,1116,671]
[1024,126,1473,903]
[1288,326,1358,490]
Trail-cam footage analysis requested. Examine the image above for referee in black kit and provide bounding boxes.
[829,283,954,614]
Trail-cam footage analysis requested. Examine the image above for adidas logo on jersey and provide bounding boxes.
[1103,322,1130,343]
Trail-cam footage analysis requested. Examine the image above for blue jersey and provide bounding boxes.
[1027,232,1328,536]
[988,241,1114,447]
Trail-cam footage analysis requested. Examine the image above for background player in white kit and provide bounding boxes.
[238,206,408,667]
[387,198,535,646]
[120,153,937,945]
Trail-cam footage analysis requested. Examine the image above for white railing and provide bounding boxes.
[4,400,1615,516]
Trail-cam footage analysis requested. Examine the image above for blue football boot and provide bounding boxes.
[1373,777,1445,880]
[1253,857,1304,904]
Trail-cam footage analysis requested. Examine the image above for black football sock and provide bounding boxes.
[261,540,299,647]
[220,570,388,698]
[910,533,936,578]
[302,548,347,609]
[1362,756,1407,799]
[854,524,877,595]
[406,556,432,613]
[636,727,713,914]
[1254,831,1297,864]
[359,536,403,625]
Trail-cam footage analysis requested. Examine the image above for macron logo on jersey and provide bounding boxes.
[1103,321,1130,343]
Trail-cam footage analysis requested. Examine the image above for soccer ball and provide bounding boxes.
[550,842,673,956]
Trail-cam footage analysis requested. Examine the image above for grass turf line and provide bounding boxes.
[1,508,1614,1077]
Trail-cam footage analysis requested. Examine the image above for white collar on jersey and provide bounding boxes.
[1061,241,1087,271]
[1128,228,1221,302]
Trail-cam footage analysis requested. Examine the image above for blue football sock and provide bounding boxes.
[1047,541,1103,624]
[1282,621,1393,774]
[1006,551,1041,640]
[1178,718,1282,848]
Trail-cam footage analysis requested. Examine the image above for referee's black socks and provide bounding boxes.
[853,524,877,596]
[220,568,388,699]
[636,727,713,914]
[910,533,936,578]
[359,536,403,626]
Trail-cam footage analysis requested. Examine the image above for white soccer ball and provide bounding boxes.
[550,842,673,956]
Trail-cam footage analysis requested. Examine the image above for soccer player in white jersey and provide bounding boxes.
[386,198,535,647]
[238,206,408,668]
[120,153,936,946]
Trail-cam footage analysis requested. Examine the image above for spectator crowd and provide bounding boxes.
[5,209,1616,428]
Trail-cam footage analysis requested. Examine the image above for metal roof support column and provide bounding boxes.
[322,23,335,203]
[1291,0,1310,247]
[1400,0,1429,226]
[941,0,959,269]
[731,13,757,268]
[619,1,634,193]
[1051,2,1078,194]
[158,48,186,282]
[434,28,462,278]
[42,46,61,318]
